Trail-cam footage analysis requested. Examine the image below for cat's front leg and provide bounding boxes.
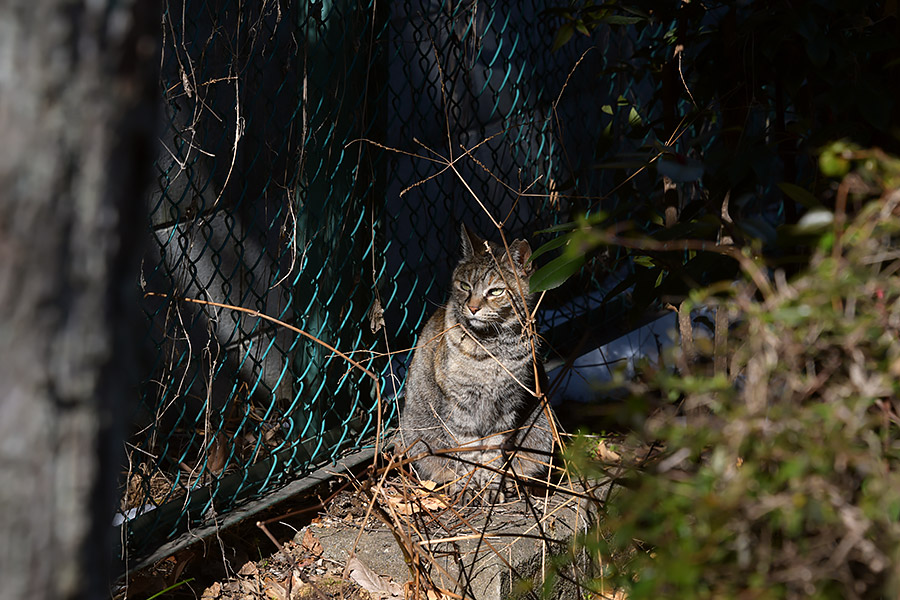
[448,468,509,504]
[448,442,513,503]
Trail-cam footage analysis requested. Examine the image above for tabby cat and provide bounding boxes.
[397,225,555,500]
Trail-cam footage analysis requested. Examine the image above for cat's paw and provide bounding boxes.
[450,470,514,505]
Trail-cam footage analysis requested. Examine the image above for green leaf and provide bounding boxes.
[535,211,608,235]
[575,20,591,37]
[528,234,570,263]
[604,270,638,300]
[818,141,858,178]
[530,253,586,292]
[819,151,850,178]
[818,230,835,253]
[621,6,650,19]
[552,23,574,52]
[633,255,656,268]
[777,182,819,209]
[602,15,644,25]
[535,221,580,235]
[148,579,195,600]
[628,106,643,126]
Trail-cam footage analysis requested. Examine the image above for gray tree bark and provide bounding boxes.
[0,2,158,598]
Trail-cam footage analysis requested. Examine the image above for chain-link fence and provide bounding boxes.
[118,0,694,568]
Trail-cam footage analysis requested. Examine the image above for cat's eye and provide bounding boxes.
[488,288,505,297]
[458,281,472,291]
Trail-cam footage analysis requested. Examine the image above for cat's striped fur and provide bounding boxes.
[397,226,554,500]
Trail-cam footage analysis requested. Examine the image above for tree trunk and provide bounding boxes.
[0,2,158,598]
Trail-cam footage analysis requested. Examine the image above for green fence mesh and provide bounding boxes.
[119,0,689,566]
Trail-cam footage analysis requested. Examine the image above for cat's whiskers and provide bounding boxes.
[488,321,502,337]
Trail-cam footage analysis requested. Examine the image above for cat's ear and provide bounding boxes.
[460,225,483,258]
[509,239,534,273]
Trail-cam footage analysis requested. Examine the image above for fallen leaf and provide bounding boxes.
[292,570,304,590]
[263,577,287,600]
[207,431,228,475]
[300,528,323,557]
[595,440,621,463]
[239,578,259,595]
[385,493,446,515]
[238,561,259,576]
[346,556,403,598]
[381,484,447,516]
[200,582,221,599]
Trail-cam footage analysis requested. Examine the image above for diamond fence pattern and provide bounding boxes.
[119,0,685,566]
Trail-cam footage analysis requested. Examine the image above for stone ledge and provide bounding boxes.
[311,487,598,599]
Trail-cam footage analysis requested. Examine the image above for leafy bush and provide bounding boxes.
[536,4,900,595]
[563,151,900,598]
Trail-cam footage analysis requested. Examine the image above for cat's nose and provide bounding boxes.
[466,302,480,314]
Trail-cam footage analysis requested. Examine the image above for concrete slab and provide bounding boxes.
[309,487,597,599]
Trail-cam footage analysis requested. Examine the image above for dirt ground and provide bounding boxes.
[114,441,626,600]
[116,488,400,600]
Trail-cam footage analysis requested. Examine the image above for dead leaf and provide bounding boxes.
[238,560,259,577]
[381,484,447,516]
[239,578,260,595]
[890,356,900,377]
[595,440,621,463]
[300,528,323,557]
[200,582,221,599]
[547,177,561,210]
[222,580,242,594]
[292,570,304,591]
[207,431,228,475]
[385,493,446,515]
[346,556,403,598]
[263,577,287,600]
[369,298,385,333]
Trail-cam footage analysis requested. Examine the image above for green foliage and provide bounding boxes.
[562,154,900,598]
[819,142,855,179]
[535,1,900,312]
[536,3,900,594]
[545,2,647,51]
[530,213,609,292]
